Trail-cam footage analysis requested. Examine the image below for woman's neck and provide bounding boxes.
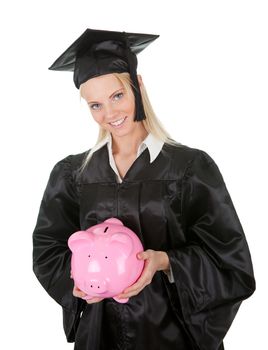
[111,128,148,157]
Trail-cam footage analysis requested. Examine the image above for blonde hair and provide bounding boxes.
[79,72,180,173]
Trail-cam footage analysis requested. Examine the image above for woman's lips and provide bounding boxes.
[109,116,127,128]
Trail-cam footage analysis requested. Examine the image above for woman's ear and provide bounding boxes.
[137,74,144,91]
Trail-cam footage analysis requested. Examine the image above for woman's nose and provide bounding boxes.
[104,104,119,121]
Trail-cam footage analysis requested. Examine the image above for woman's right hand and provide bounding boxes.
[72,285,104,304]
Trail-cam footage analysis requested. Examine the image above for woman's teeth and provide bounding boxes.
[110,117,126,127]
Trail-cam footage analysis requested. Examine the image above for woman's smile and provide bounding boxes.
[109,116,127,128]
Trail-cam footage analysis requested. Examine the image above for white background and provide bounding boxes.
[1,0,267,349]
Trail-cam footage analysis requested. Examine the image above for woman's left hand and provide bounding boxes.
[116,249,170,300]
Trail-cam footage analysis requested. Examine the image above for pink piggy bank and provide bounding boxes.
[68,217,144,303]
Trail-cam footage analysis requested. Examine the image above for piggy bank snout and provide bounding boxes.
[88,279,107,293]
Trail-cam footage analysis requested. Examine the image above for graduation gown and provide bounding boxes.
[32,142,255,350]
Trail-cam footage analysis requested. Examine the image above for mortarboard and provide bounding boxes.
[49,28,159,121]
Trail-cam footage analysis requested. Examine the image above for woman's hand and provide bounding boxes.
[116,249,170,300]
[72,285,104,304]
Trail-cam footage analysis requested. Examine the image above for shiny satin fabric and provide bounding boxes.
[32,143,255,350]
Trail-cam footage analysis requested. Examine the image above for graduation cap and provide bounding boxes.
[49,28,159,121]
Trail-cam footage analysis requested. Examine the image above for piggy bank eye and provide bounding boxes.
[88,254,91,258]
[105,256,108,259]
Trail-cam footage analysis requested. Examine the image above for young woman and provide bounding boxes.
[32,28,255,350]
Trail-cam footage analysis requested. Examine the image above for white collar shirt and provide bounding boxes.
[90,132,165,183]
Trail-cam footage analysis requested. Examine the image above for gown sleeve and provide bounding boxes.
[165,150,256,350]
[32,156,86,342]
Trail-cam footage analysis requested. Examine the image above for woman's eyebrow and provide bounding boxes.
[88,88,123,104]
[109,88,124,98]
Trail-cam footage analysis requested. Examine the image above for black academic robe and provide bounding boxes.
[32,142,255,350]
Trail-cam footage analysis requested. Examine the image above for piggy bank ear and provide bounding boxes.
[104,218,124,226]
[109,233,133,257]
[68,231,94,253]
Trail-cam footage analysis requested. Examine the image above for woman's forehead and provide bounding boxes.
[80,74,123,100]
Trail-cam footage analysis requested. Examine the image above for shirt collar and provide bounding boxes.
[138,132,164,163]
[91,132,164,164]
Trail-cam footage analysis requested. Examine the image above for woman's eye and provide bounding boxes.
[113,92,123,101]
[90,103,101,110]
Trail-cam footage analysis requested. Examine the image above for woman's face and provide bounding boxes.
[80,73,144,139]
